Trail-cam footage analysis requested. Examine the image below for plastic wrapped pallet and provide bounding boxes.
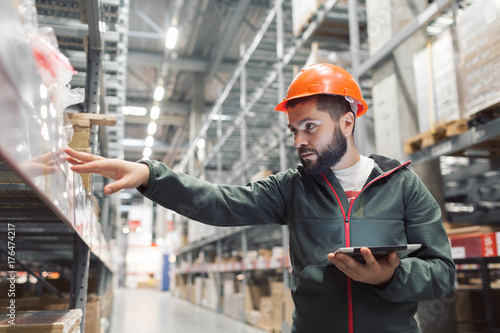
[0,309,82,333]
[413,28,463,133]
[291,0,327,36]
[457,0,500,117]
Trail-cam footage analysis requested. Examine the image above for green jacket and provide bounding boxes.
[138,154,455,333]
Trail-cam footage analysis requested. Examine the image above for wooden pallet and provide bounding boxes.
[404,119,469,155]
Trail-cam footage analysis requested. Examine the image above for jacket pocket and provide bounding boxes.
[292,264,348,332]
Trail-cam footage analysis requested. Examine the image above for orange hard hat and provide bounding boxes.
[275,63,368,117]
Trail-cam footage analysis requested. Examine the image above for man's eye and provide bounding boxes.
[305,124,315,130]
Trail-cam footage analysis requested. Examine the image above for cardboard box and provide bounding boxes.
[413,28,463,133]
[270,282,284,299]
[0,310,82,333]
[449,232,500,258]
[248,284,269,310]
[283,289,294,326]
[85,295,101,333]
[259,297,274,327]
[457,0,500,63]
[291,0,327,36]
[246,310,261,326]
[462,55,500,117]
[457,0,500,116]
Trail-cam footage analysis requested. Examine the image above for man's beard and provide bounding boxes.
[299,128,347,175]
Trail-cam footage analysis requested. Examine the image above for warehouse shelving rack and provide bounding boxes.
[0,0,128,331]
[170,0,500,332]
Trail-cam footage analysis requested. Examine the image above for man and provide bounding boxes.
[66,63,455,333]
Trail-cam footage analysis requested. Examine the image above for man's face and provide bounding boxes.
[287,99,347,175]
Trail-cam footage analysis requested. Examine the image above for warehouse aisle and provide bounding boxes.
[110,288,268,333]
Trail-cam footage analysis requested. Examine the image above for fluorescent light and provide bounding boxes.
[197,138,205,149]
[40,84,47,99]
[147,122,157,135]
[145,135,154,147]
[154,86,164,101]
[41,105,48,119]
[165,26,178,49]
[122,106,148,116]
[210,114,232,121]
[143,147,152,158]
[150,106,160,119]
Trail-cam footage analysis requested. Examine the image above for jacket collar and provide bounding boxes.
[298,154,411,189]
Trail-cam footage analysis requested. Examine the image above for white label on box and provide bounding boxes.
[451,246,466,259]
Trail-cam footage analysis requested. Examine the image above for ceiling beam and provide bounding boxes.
[127,51,237,72]
[124,114,188,126]
[123,99,214,115]
[206,0,252,82]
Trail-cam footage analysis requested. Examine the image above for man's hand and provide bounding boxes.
[65,148,150,195]
[327,247,400,286]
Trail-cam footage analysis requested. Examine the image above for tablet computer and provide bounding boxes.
[334,244,422,263]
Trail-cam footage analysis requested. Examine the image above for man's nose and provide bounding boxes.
[294,132,307,149]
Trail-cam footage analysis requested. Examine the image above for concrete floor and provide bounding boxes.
[110,288,268,333]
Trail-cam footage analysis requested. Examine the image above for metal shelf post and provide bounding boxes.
[69,236,90,332]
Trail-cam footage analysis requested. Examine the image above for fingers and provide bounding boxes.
[66,156,85,166]
[65,147,103,162]
[387,251,400,268]
[104,176,134,195]
[328,252,359,277]
[69,160,106,174]
[359,247,377,265]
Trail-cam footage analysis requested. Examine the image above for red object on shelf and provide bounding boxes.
[129,220,141,232]
[449,232,500,258]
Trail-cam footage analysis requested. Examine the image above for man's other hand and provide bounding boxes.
[327,247,400,286]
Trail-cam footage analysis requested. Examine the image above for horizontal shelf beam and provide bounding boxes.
[409,117,500,165]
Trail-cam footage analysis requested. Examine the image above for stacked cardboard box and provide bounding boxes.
[246,281,295,332]
[449,232,500,259]
[291,0,327,36]
[413,28,464,133]
[0,292,108,333]
[457,0,500,117]
[0,309,82,333]
[203,273,219,311]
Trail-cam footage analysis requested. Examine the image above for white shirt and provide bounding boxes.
[332,155,374,203]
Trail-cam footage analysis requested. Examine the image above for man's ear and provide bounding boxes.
[340,111,355,136]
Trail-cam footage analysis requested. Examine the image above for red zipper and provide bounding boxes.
[320,161,410,333]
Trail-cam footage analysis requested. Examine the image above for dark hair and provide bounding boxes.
[285,94,352,121]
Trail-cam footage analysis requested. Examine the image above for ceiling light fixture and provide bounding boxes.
[143,147,152,158]
[210,114,232,121]
[121,106,148,116]
[150,105,160,120]
[147,122,157,135]
[154,86,164,101]
[165,26,178,50]
[145,135,154,147]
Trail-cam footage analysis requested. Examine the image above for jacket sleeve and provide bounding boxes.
[372,169,455,302]
[136,160,291,226]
